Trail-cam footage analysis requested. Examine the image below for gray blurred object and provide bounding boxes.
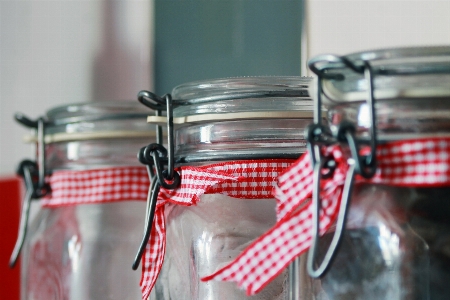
[154,0,304,95]
[92,0,153,102]
[0,0,153,176]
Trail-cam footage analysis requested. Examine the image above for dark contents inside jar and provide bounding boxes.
[313,186,450,300]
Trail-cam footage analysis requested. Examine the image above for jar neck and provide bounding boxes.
[33,101,154,171]
[328,97,450,142]
[45,138,146,171]
[174,118,309,163]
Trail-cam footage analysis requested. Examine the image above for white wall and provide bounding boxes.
[3,0,449,176]
[0,0,153,176]
[305,0,450,70]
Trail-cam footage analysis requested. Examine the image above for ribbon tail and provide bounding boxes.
[202,185,343,296]
[275,152,313,220]
[140,205,166,300]
[201,202,315,295]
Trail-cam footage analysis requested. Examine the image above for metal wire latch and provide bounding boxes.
[305,55,378,278]
[132,91,181,270]
[10,115,50,268]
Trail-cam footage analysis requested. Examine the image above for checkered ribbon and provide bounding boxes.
[139,159,294,300]
[202,137,450,295]
[41,167,150,207]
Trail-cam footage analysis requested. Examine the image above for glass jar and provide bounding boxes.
[20,101,153,300]
[144,77,313,300]
[300,46,450,300]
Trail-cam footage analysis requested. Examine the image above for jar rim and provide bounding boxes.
[311,46,450,103]
[46,101,150,126]
[341,45,450,65]
[171,76,312,105]
[26,101,154,143]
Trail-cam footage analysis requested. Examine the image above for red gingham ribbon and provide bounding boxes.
[42,167,150,207]
[202,137,450,295]
[139,159,294,300]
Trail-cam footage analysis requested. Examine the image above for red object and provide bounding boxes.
[0,176,22,300]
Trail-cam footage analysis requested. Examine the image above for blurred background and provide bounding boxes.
[1,0,450,298]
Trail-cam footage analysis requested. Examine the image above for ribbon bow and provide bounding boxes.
[203,137,450,295]
[139,160,294,300]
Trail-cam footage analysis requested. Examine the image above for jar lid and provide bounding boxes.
[147,77,314,125]
[25,101,154,143]
[147,77,314,162]
[170,76,313,119]
[46,101,149,125]
[312,46,450,103]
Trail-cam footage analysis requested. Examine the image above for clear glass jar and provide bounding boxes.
[150,77,313,300]
[301,46,450,300]
[21,101,152,300]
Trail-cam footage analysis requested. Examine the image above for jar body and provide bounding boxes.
[299,184,450,300]
[301,47,450,300]
[153,194,288,300]
[22,202,145,300]
[306,97,450,299]
[148,77,312,299]
[303,98,450,299]
[19,102,151,300]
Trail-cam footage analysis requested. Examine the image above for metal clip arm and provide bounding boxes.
[306,54,379,278]
[306,121,372,277]
[133,92,181,271]
[307,157,355,278]
[14,114,49,194]
[308,54,365,80]
[132,142,180,270]
[132,178,160,270]
[11,114,49,268]
[14,113,38,128]
[10,160,39,268]
[138,90,167,111]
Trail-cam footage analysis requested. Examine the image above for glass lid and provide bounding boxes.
[309,46,450,103]
[46,101,150,126]
[28,101,153,139]
[169,76,313,117]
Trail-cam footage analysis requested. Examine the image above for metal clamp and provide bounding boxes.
[138,90,166,144]
[10,115,50,268]
[132,92,181,270]
[132,150,160,271]
[306,122,357,278]
[308,55,378,176]
[306,55,378,278]
[308,54,363,81]
[138,90,169,112]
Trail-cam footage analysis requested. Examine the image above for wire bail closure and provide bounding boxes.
[305,55,378,278]
[10,115,50,268]
[132,92,181,270]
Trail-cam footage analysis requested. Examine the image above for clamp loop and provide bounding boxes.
[133,92,181,270]
[306,54,379,278]
[10,114,50,268]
